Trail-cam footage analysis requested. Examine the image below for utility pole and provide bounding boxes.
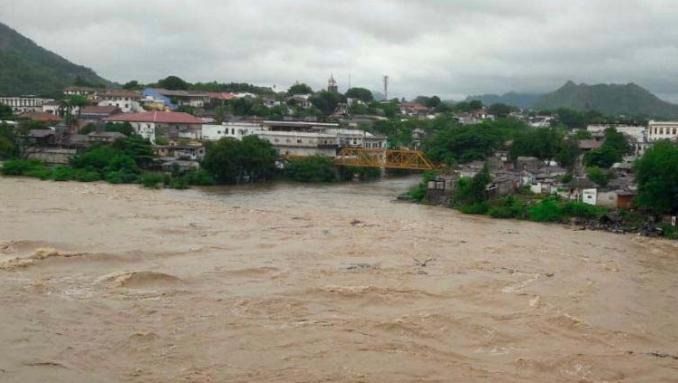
[383,75,389,101]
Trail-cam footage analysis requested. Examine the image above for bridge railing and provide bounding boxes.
[335,147,437,170]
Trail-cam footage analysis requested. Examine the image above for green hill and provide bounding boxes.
[0,22,110,97]
[534,81,678,119]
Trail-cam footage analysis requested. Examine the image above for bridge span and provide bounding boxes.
[334,147,437,171]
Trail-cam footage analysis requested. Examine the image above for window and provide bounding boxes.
[274,138,279,143]
[297,139,302,143]
[231,128,235,135]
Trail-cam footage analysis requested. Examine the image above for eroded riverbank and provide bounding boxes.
[1,177,677,382]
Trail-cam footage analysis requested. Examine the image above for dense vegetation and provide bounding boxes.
[634,141,678,215]
[584,128,631,168]
[444,167,608,222]
[0,22,109,96]
[423,118,525,164]
[201,136,278,184]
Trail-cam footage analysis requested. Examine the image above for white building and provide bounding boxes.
[256,130,338,157]
[648,121,678,142]
[0,96,55,113]
[41,101,62,115]
[201,122,263,141]
[97,90,142,113]
[325,128,386,149]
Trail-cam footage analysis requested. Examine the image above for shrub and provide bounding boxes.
[586,166,610,187]
[488,196,529,219]
[459,202,489,215]
[528,198,564,222]
[407,171,438,202]
[105,170,138,184]
[141,173,164,188]
[52,166,78,181]
[73,169,101,182]
[169,177,189,189]
[561,201,605,219]
[182,169,215,186]
[1,159,46,176]
[660,224,678,240]
[25,167,53,180]
[284,156,336,182]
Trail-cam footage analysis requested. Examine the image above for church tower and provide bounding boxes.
[328,74,338,93]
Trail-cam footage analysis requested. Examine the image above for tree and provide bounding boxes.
[345,87,374,103]
[158,76,189,90]
[0,123,18,159]
[488,103,514,118]
[555,138,580,169]
[634,141,678,214]
[586,166,611,187]
[453,165,491,207]
[287,83,313,95]
[469,100,483,111]
[201,136,277,184]
[123,80,143,90]
[310,91,345,115]
[510,128,562,160]
[426,96,441,108]
[105,122,135,136]
[584,128,630,168]
[0,103,13,119]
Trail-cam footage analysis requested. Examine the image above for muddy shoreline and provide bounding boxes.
[1,177,677,382]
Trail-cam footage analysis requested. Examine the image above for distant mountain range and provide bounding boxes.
[534,81,678,119]
[465,92,542,110]
[0,22,110,96]
[468,81,678,119]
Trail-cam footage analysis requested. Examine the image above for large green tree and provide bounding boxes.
[634,141,678,214]
[345,87,374,103]
[201,136,277,184]
[310,91,345,115]
[287,83,313,95]
[584,128,630,168]
[158,75,189,90]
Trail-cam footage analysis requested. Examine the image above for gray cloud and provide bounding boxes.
[2,0,678,100]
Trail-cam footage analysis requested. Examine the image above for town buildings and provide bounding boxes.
[97,90,141,113]
[79,105,122,123]
[648,120,678,142]
[0,96,55,113]
[105,111,204,144]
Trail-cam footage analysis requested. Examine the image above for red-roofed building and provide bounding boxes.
[400,102,430,116]
[106,111,203,143]
[207,92,237,102]
[19,111,62,123]
[80,105,121,122]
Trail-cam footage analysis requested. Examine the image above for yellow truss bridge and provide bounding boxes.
[335,147,437,171]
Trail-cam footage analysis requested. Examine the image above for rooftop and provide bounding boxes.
[19,112,61,122]
[105,111,203,125]
[80,105,121,115]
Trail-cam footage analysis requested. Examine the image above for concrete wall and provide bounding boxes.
[26,148,77,165]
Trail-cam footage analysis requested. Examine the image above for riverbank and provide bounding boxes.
[1,177,677,382]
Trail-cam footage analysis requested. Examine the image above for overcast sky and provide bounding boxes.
[2,0,678,100]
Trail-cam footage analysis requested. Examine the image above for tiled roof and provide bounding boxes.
[81,105,121,115]
[105,111,203,124]
[19,112,61,122]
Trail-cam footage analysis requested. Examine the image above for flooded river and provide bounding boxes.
[1,176,677,382]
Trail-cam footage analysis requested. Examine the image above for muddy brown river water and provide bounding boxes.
[1,176,677,382]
